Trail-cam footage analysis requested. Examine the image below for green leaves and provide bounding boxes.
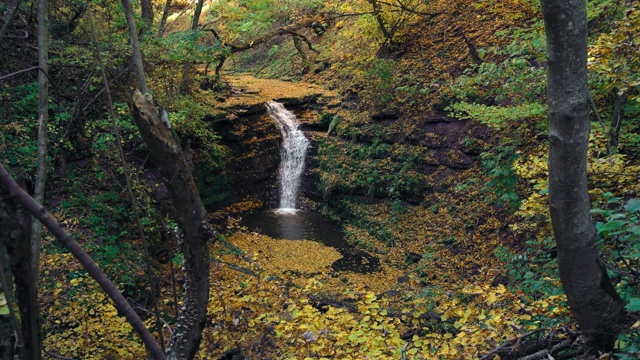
[626,297,640,312]
[625,199,640,213]
[0,293,10,315]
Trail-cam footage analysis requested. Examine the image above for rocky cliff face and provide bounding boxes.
[195,75,488,219]
[202,94,335,218]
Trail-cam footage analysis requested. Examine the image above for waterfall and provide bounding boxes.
[267,101,309,212]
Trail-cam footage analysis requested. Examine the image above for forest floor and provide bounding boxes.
[193,74,338,110]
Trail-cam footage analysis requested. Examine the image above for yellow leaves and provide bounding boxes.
[225,233,342,276]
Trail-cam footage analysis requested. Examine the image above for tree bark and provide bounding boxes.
[120,0,149,94]
[179,0,205,94]
[0,179,39,360]
[608,91,626,151]
[121,2,214,356]
[0,0,22,40]
[157,0,172,38]
[28,4,48,356]
[129,92,212,360]
[541,0,625,350]
[141,0,153,30]
[0,165,166,360]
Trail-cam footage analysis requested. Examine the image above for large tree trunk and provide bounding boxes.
[0,180,39,360]
[541,0,625,350]
[129,92,212,360]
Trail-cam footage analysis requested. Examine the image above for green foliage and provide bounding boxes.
[152,30,227,67]
[451,34,547,105]
[318,138,423,200]
[591,195,640,295]
[1,82,40,174]
[479,146,521,211]
[448,101,547,130]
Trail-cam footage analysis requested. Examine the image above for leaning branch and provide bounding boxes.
[0,165,166,360]
[201,16,322,54]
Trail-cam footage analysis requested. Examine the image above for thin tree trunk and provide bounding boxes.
[0,0,22,39]
[32,0,48,275]
[120,0,148,94]
[141,0,153,30]
[541,0,625,351]
[608,91,626,151]
[87,5,165,350]
[179,0,205,93]
[157,0,172,38]
[0,166,166,360]
[367,0,393,42]
[25,2,49,356]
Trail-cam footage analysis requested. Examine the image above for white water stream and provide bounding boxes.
[267,101,309,212]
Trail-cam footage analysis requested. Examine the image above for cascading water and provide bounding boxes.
[267,101,309,212]
[245,101,381,273]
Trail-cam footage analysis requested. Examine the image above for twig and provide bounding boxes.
[591,170,640,179]
[516,338,573,360]
[134,306,174,337]
[218,261,260,278]
[588,91,611,155]
[0,30,28,39]
[480,328,548,360]
[599,257,640,280]
[0,66,45,81]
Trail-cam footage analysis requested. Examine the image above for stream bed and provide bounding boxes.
[243,210,380,274]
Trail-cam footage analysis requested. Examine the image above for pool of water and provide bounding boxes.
[243,210,380,273]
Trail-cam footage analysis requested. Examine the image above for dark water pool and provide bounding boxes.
[242,210,380,273]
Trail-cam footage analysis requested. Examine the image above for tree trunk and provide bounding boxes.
[129,92,212,360]
[0,0,22,40]
[141,0,153,30]
[157,0,172,38]
[608,90,626,151]
[121,0,149,94]
[26,2,48,357]
[541,0,625,351]
[179,0,205,94]
[0,181,39,360]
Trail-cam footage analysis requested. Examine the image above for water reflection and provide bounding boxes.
[243,210,380,273]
